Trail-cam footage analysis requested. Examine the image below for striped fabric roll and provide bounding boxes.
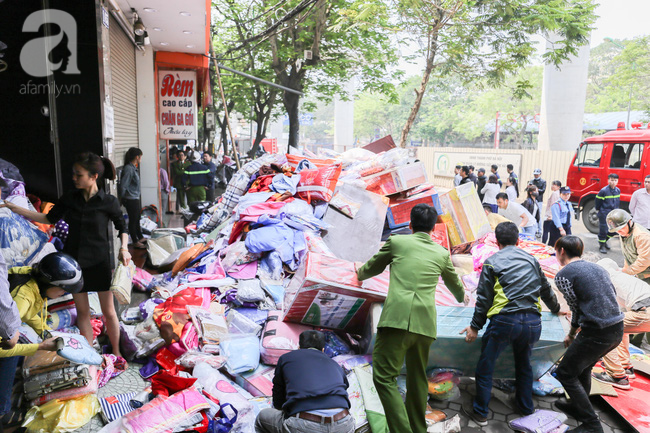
[99,392,137,423]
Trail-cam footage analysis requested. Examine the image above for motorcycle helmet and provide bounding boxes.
[607,209,632,233]
[32,252,84,294]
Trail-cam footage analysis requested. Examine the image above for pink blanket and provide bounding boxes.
[122,387,209,433]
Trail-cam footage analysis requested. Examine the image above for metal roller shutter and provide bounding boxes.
[109,16,138,168]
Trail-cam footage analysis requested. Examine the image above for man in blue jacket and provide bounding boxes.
[596,174,621,254]
[255,331,354,433]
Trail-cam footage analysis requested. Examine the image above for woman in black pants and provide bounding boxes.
[120,147,145,248]
[553,236,624,433]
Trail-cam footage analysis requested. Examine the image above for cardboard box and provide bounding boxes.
[439,183,490,246]
[431,223,449,251]
[362,135,396,154]
[386,190,442,229]
[283,252,389,332]
[365,304,568,379]
[362,162,428,196]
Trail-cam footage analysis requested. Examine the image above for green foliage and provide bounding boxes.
[343,0,597,145]
[355,66,544,147]
[585,36,650,115]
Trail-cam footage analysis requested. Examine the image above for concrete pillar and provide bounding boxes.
[135,45,160,210]
[538,35,591,151]
[334,80,355,152]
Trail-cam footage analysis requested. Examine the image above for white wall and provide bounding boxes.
[333,80,355,152]
[135,45,160,210]
[538,35,591,151]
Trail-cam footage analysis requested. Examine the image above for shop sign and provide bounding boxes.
[433,151,522,178]
[158,70,197,139]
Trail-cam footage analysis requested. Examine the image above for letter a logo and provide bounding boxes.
[20,9,80,77]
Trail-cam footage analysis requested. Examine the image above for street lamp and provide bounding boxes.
[604,37,635,129]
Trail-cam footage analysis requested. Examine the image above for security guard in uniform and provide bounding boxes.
[596,174,621,254]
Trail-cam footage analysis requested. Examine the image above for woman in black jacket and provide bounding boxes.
[522,185,541,237]
[2,153,130,360]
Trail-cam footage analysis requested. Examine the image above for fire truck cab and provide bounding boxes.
[567,122,650,233]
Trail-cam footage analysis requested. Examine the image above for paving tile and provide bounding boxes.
[566,418,578,427]
[482,420,511,433]
[537,400,552,409]
[429,399,451,410]
[455,411,469,427]
[506,414,520,423]
[601,423,614,433]
[466,420,482,430]
[487,398,510,415]
[449,402,462,412]
[493,413,506,422]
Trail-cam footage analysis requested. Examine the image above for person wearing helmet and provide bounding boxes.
[7,252,84,340]
[607,208,650,284]
[596,174,621,254]
[529,169,546,202]
[0,254,75,429]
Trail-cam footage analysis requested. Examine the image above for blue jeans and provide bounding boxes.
[521,225,536,237]
[473,312,542,418]
[0,356,19,416]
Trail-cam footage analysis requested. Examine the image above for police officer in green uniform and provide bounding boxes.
[356,204,466,433]
[170,150,191,211]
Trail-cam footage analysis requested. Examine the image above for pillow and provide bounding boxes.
[172,242,211,276]
[49,331,103,365]
[286,154,335,169]
[296,164,342,203]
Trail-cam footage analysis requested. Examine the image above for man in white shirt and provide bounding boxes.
[496,192,537,236]
[629,175,650,230]
[453,165,462,187]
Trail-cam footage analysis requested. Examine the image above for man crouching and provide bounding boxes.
[255,330,353,433]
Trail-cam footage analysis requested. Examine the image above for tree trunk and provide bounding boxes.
[249,109,271,158]
[400,33,438,148]
[285,91,300,150]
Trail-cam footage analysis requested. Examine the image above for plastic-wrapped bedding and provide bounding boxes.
[198,154,278,233]
[0,207,49,267]
[120,387,210,433]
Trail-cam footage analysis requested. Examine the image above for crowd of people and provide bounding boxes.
[169,146,231,212]
[1,148,650,433]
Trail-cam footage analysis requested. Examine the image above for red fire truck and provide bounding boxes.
[567,122,649,233]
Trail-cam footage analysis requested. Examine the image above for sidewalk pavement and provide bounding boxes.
[433,377,635,433]
[75,371,636,433]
